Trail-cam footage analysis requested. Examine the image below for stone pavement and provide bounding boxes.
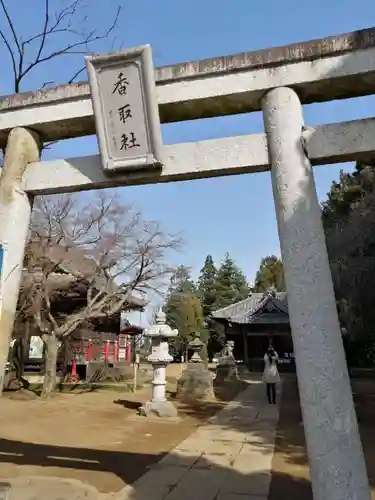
[3,380,281,500]
[119,380,281,500]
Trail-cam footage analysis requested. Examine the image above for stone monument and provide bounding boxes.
[215,340,239,382]
[176,334,215,402]
[138,310,178,418]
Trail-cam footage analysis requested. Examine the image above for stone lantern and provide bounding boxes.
[187,335,204,363]
[139,310,178,418]
[177,333,215,402]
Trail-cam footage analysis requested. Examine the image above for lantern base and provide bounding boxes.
[177,362,215,402]
[138,399,178,419]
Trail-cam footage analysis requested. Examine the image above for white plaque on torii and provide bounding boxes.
[85,45,164,173]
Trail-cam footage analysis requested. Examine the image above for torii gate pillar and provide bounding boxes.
[262,86,370,500]
[0,127,41,394]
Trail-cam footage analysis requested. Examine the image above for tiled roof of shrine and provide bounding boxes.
[211,291,289,325]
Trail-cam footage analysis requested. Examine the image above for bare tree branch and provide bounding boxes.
[0,0,22,58]
[68,66,85,83]
[18,191,182,395]
[0,26,17,87]
[0,0,122,93]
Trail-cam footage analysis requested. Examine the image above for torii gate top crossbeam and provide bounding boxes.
[0,27,375,146]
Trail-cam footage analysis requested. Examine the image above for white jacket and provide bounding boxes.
[262,353,280,383]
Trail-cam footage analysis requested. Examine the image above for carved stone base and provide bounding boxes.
[138,400,178,419]
[177,363,215,402]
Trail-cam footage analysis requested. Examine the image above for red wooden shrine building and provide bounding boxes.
[14,243,146,380]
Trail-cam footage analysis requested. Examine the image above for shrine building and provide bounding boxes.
[211,290,295,372]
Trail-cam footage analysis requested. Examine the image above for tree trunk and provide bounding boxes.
[42,333,58,397]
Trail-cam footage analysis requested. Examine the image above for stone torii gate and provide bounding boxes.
[0,27,374,500]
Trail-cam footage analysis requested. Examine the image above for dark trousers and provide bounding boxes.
[266,383,276,404]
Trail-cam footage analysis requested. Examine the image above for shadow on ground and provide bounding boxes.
[0,376,305,499]
[113,378,248,419]
[0,423,311,500]
[2,375,375,499]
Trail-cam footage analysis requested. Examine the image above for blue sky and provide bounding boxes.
[1,0,375,320]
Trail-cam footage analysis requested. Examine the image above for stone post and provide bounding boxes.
[262,87,370,500]
[139,310,178,418]
[0,128,41,394]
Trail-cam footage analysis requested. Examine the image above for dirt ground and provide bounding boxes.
[2,372,375,497]
[0,376,245,494]
[269,376,375,499]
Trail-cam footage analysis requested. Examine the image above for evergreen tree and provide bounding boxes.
[254,255,285,292]
[163,265,204,358]
[213,253,250,310]
[197,254,221,360]
[321,160,375,366]
[198,254,217,317]
[177,295,204,343]
[164,265,197,329]
[169,264,197,295]
[322,162,375,229]
[199,326,210,362]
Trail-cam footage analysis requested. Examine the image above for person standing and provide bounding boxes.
[263,345,280,404]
